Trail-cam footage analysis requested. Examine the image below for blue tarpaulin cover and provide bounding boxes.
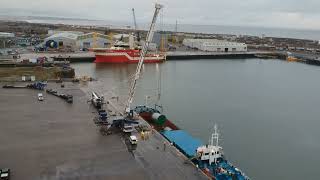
[162,130,203,157]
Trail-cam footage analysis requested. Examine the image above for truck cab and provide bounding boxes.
[91,92,104,109]
[129,135,138,145]
[38,93,44,101]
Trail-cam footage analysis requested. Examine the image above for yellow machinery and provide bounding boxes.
[286,52,298,62]
[92,32,98,49]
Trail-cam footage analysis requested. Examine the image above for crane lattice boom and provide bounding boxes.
[125,3,163,115]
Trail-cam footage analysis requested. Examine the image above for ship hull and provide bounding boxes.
[94,51,165,63]
[95,55,164,63]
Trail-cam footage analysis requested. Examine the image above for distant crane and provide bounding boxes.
[159,9,166,52]
[175,20,178,34]
[132,8,140,42]
[125,3,163,115]
[173,20,178,44]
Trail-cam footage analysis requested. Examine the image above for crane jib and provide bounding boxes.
[125,3,163,115]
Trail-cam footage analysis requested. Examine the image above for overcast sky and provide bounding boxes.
[1,0,320,30]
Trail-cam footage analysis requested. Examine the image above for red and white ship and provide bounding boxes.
[92,43,166,64]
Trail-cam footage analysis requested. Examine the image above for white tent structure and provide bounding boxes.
[44,32,78,51]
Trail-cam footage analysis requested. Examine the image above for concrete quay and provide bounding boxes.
[0,82,208,180]
[13,50,287,64]
[166,51,285,60]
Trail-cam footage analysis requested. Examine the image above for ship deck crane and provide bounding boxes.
[125,3,163,116]
[132,8,140,42]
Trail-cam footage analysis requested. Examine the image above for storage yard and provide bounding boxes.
[0,82,208,180]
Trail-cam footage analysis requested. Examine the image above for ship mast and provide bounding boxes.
[209,124,220,164]
[210,124,219,147]
[214,124,219,147]
[125,3,163,115]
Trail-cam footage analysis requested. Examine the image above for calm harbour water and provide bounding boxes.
[72,59,320,180]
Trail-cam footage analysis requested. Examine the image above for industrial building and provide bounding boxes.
[183,39,247,52]
[44,32,78,51]
[77,32,110,49]
[0,32,15,48]
[153,32,168,51]
[44,31,110,51]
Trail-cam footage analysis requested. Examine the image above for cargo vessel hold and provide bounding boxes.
[134,106,249,180]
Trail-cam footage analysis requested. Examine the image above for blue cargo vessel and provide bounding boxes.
[135,107,249,180]
[162,125,249,180]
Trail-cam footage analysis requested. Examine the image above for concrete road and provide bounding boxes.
[0,83,148,180]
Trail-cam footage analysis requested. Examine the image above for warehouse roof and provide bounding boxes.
[183,38,247,47]
[45,32,79,41]
[78,32,109,40]
[48,30,84,36]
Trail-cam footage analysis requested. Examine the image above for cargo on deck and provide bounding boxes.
[162,130,203,158]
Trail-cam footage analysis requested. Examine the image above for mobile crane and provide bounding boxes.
[118,3,163,133]
[98,3,163,134]
[125,3,163,117]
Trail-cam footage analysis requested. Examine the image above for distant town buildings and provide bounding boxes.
[1,20,320,55]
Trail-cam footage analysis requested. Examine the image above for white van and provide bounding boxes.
[129,135,138,145]
[38,93,44,101]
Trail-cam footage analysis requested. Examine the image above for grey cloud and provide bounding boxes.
[0,0,320,30]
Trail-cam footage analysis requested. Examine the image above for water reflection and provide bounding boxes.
[72,59,320,180]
